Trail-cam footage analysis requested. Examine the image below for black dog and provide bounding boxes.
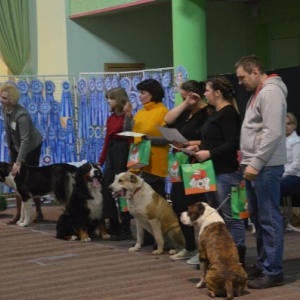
[0,162,78,226]
[56,163,108,242]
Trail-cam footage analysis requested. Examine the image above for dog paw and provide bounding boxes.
[17,222,28,227]
[152,249,163,255]
[168,249,177,255]
[101,234,111,240]
[129,246,140,252]
[70,235,78,241]
[81,237,91,242]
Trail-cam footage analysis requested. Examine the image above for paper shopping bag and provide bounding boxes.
[231,182,249,219]
[182,160,217,195]
[127,139,151,169]
[168,152,189,182]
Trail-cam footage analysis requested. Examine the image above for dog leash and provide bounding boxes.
[206,193,231,217]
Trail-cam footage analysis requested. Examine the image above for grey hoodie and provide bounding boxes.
[240,75,287,171]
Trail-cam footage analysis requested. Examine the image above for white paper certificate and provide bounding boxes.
[157,126,188,143]
[117,131,145,137]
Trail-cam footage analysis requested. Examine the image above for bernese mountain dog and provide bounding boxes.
[0,162,78,227]
[56,162,108,242]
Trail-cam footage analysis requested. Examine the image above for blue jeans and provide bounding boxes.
[245,165,284,276]
[206,171,245,247]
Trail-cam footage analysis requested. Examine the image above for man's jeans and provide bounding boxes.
[206,171,245,247]
[245,165,284,276]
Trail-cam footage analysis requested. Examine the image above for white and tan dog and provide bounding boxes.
[181,202,247,299]
[110,172,185,255]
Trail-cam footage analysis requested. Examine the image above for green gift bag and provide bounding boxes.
[231,183,249,219]
[168,152,189,183]
[127,139,151,169]
[181,160,217,195]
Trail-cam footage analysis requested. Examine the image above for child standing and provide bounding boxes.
[98,87,132,240]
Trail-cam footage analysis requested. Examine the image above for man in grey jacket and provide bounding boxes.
[235,55,287,289]
[0,83,44,224]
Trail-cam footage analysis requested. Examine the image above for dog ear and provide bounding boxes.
[130,174,137,183]
[196,202,206,216]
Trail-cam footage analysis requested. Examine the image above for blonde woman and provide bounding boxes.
[0,83,43,224]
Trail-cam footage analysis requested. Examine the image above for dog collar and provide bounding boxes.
[133,183,143,195]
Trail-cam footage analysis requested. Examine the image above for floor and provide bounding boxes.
[0,205,300,300]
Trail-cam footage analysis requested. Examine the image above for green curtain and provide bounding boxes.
[0,0,30,75]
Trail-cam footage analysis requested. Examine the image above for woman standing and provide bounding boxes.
[164,80,214,263]
[0,83,43,224]
[98,87,132,241]
[124,79,169,246]
[192,76,246,267]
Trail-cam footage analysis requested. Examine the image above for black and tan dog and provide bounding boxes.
[0,162,78,227]
[110,172,185,254]
[56,163,108,242]
[181,202,247,300]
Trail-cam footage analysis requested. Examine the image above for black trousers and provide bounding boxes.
[102,139,132,221]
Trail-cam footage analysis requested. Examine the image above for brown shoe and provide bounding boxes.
[33,212,44,223]
[7,214,21,225]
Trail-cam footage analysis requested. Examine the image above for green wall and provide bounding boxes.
[66,2,172,74]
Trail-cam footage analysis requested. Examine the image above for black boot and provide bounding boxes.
[110,219,133,241]
[237,245,247,269]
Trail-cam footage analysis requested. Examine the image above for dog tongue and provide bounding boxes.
[92,178,101,187]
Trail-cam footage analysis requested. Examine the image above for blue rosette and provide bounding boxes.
[94,126,102,139]
[28,102,38,115]
[45,80,55,94]
[89,77,98,126]
[60,81,74,117]
[169,87,175,104]
[88,126,95,138]
[141,73,150,81]
[96,77,104,92]
[17,81,30,109]
[112,74,119,88]
[48,127,56,141]
[62,81,70,92]
[162,71,171,88]
[132,75,141,91]
[77,78,87,95]
[104,76,112,91]
[152,72,161,83]
[52,101,60,114]
[39,101,51,114]
[66,118,76,145]
[120,77,132,94]
[30,79,43,94]
[129,91,138,113]
[88,77,96,92]
[58,128,67,141]
[17,80,29,95]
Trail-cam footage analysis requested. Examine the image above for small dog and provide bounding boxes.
[0,162,78,226]
[110,172,185,254]
[56,163,108,242]
[181,202,247,299]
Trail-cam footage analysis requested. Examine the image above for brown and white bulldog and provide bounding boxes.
[181,202,247,299]
[110,172,185,255]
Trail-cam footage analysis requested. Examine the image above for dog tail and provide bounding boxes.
[225,279,234,300]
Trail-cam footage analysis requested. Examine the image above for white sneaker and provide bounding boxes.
[169,249,198,260]
[186,253,199,265]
